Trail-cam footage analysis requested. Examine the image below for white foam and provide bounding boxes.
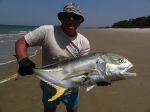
[0,48,41,85]
[0,73,19,84]
[0,40,17,43]
[18,31,28,35]
[0,59,17,66]
[0,31,27,38]
[29,49,40,58]
[0,47,41,66]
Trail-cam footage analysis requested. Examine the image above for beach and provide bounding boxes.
[0,28,150,112]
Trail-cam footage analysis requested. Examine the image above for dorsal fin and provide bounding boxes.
[35,62,60,69]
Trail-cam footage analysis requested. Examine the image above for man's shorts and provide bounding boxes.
[40,81,80,109]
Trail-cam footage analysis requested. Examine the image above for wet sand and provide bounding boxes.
[0,28,150,112]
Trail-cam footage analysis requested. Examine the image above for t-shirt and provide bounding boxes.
[24,25,90,66]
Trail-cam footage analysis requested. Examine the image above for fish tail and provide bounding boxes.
[48,84,67,102]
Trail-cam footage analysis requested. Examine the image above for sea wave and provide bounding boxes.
[0,34,18,39]
[0,31,28,39]
[0,40,17,43]
[0,48,41,66]
[0,59,17,66]
[10,30,28,34]
[0,28,39,66]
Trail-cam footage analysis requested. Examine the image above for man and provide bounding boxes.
[15,3,90,112]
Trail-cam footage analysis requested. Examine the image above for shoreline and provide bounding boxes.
[0,28,150,112]
[0,48,42,83]
[0,28,150,82]
[102,28,150,33]
[82,28,150,33]
[0,47,41,66]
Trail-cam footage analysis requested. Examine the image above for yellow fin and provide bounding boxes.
[48,84,67,102]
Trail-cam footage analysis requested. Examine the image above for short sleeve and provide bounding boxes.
[24,25,47,46]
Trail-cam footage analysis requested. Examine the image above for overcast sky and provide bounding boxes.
[0,0,150,27]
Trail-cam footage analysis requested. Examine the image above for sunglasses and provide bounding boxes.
[62,13,82,21]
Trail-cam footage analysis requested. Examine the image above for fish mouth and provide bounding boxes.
[123,72,136,77]
[121,64,136,78]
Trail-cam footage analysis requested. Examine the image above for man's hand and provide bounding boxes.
[97,81,111,86]
[18,57,35,76]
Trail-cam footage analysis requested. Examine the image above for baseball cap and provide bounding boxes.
[57,3,84,22]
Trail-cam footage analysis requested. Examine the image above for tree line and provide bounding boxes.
[112,15,150,28]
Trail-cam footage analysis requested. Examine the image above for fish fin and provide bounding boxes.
[35,62,60,69]
[48,84,67,102]
[99,75,112,84]
[34,68,62,73]
[36,75,67,102]
[86,85,95,92]
[62,71,90,81]
[62,75,76,80]
[96,57,106,74]
[103,77,111,83]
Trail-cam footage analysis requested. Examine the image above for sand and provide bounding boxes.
[0,28,150,112]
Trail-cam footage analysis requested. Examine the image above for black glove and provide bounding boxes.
[97,81,111,86]
[18,57,35,76]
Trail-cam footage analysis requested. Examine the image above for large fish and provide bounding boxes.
[34,52,136,102]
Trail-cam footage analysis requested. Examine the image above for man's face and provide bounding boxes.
[60,13,83,36]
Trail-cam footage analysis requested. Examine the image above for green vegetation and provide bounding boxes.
[112,15,150,28]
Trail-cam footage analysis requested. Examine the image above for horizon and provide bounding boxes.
[0,14,150,28]
[0,0,150,27]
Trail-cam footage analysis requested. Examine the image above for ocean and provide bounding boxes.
[0,25,40,66]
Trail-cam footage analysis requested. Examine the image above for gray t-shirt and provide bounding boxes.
[25,25,90,66]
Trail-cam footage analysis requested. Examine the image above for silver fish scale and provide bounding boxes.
[34,52,136,89]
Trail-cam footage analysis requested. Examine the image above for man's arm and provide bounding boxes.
[15,37,35,76]
[15,37,29,61]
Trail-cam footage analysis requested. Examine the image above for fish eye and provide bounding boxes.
[96,60,99,64]
[119,59,125,63]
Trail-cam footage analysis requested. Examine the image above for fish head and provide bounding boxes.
[100,53,136,79]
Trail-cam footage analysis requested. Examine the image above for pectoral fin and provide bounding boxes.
[62,71,90,81]
[48,84,67,102]
[86,85,95,92]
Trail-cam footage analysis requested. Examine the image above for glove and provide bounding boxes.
[97,81,111,86]
[18,57,35,76]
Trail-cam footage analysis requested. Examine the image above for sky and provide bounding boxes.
[0,0,150,27]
